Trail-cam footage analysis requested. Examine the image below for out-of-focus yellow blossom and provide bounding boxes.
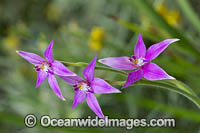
[89,27,104,52]
[3,34,19,51]
[89,41,102,52]
[156,3,180,27]
[90,27,104,41]
[141,3,181,36]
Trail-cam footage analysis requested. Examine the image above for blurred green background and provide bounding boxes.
[0,0,200,132]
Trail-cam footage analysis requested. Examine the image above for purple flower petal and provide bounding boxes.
[16,51,45,65]
[83,56,97,82]
[145,39,179,61]
[99,56,136,70]
[44,40,54,62]
[91,78,121,94]
[52,60,76,76]
[143,63,175,80]
[48,73,65,101]
[36,70,47,88]
[60,75,83,86]
[72,90,86,109]
[134,33,146,58]
[122,69,143,88]
[86,93,104,118]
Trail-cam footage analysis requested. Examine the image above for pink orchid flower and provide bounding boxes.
[99,34,179,88]
[61,56,121,118]
[16,40,76,100]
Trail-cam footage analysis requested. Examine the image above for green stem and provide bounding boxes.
[62,61,200,110]
[61,61,128,76]
[106,79,200,109]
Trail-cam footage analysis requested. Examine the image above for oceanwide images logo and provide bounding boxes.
[24,114,175,130]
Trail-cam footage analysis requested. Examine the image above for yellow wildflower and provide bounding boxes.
[90,27,104,41]
[89,27,105,52]
[89,41,102,52]
[156,3,180,27]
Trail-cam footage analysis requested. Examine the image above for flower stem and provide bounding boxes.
[61,61,128,76]
[106,79,200,109]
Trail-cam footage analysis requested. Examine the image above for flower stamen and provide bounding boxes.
[129,56,147,67]
[75,82,93,93]
[34,62,52,73]
[133,59,138,65]
[40,64,45,70]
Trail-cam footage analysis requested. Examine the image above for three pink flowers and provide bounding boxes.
[16,33,179,118]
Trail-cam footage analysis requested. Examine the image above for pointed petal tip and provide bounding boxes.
[109,89,122,93]
[117,90,121,93]
[122,82,130,89]
[99,115,105,119]
[169,76,176,80]
[169,38,180,43]
[16,51,21,55]
[50,40,54,45]
[122,80,137,89]
[16,51,26,56]
[16,50,22,54]
[122,85,128,89]
[72,104,76,109]
[114,89,121,93]
[59,94,66,101]
[98,59,103,63]
[122,69,143,89]
[94,55,98,61]
[61,97,66,101]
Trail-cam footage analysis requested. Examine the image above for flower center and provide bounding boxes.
[74,82,92,93]
[35,62,52,73]
[129,56,147,67]
[79,83,91,92]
